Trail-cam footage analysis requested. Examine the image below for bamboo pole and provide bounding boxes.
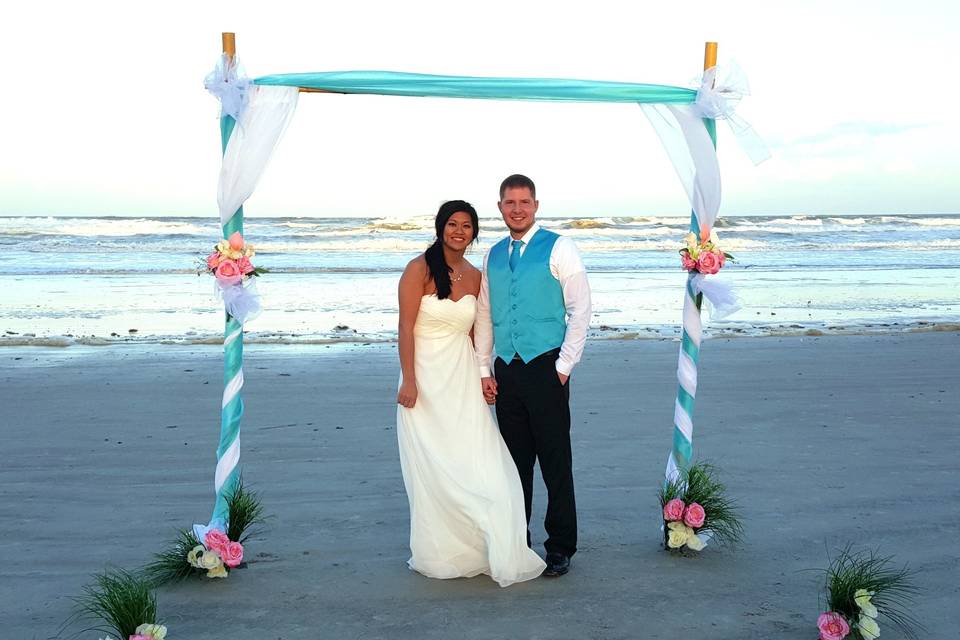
[703,41,717,72]
[702,42,718,148]
[666,42,720,488]
[222,32,236,61]
[206,31,246,533]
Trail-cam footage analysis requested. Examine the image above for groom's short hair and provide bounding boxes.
[499,174,536,200]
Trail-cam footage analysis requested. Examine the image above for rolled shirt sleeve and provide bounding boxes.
[551,237,591,376]
[475,251,495,377]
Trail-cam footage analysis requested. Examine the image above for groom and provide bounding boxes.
[475,174,592,577]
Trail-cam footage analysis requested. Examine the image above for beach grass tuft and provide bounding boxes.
[659,461,744,547]
[824,545,923,639]
[71,568,158,640]
[141,528,201,587]
[226,475,267,544]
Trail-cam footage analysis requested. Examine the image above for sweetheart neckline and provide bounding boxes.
[422,293,477,304]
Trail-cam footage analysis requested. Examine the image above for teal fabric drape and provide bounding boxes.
[254,70,696,104]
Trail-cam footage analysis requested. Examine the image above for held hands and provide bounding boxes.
[480,372,564,405]
[397,379,418,408]
[481,376,498,405]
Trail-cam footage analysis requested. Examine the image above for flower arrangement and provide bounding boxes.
[202,231,265,286]
[143,477,266,586]
[186,530,244,579]
[658,461,743,552]
[679,227,733,275]
[108,625,167,640]
[70,569,166,640]
[817,546,922,640]
[199,232,266,324]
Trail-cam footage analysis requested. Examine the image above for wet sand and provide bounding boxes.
[1,332,958,639]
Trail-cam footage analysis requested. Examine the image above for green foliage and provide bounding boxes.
[141,528,202,587]
[658,461,744,547]
[226,475,267,544]
[824,545,923,639]
[72,568,158,639]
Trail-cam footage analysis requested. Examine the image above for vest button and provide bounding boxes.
[511,319,517,324]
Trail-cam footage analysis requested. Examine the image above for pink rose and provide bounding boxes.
[718,250,727,266]
[204,529,230,553]
[215,259,243,286]
[228,231,245,251]
[663,498,686,522]
[683,502,706,528]
[236,256,254,275]
[697,250,722,275]
[680,251,697,271]
[206,251,221,270]
[221,540,244,568]
[817,612,850,640]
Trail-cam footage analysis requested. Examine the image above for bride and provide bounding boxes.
[396,200,545,587]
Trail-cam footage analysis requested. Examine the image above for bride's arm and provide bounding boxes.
[468,266,481,347]
[397,258,427,408]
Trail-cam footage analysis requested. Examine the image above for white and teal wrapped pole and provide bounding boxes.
[209,32,244,532]
[665,42,719,482]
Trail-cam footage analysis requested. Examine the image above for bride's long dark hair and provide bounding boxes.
[424,200,479,299]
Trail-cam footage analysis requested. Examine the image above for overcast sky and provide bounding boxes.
[1,0,957,218]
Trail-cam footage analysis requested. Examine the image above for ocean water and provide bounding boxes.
[1,213,959,347]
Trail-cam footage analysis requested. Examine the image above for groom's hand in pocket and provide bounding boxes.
[557,372,569,386]
[481,376,498,405]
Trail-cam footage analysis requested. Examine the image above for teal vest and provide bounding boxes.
[488,228,567,363]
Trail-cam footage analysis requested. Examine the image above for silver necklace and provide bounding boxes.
[450,261,466,283]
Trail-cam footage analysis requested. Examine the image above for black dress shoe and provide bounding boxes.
[543,552,570,577]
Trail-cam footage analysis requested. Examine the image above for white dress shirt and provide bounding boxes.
[475,222,592,377]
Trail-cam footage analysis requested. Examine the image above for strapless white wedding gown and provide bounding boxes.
[397,294,545,587]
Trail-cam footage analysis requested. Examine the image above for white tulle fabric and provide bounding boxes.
[217,85,299,225]
[640,63,768,235]
[694,64,771,166]
[641,102,722,232]
[204,54,252,121]
[397,295,545,587]
[691,274,741,320]
[215,278,262,324]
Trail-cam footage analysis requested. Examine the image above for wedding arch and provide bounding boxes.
[197,32,766,540]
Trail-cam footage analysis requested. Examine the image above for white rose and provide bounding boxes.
[135,624,167,640]
[859,615,880,639]
[199,549,223,570]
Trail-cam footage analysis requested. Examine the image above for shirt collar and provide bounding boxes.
[513,222,541,245]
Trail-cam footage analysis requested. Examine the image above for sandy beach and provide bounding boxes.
[2,332,958,639]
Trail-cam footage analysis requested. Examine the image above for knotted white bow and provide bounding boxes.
[691,272,741,321]
[694,63,771,165]
[215,278,263,325]
[204,53,252,121]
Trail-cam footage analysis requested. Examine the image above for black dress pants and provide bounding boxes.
[494,349,576,557]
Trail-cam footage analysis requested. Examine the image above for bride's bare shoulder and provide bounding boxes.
[402,255,429,278]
